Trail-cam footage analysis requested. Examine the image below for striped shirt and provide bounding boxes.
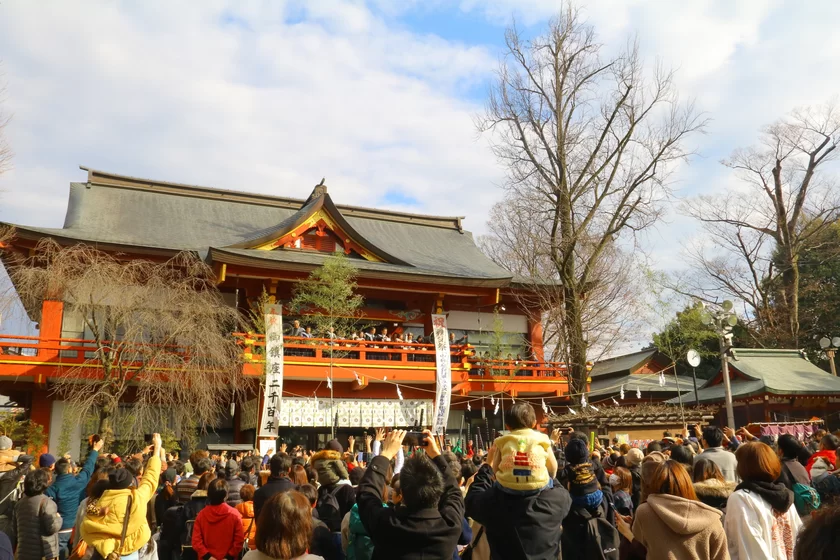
[176,475,199,504]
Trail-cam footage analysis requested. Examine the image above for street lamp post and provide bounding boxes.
[819,337,840,376]
[700,301,739,429]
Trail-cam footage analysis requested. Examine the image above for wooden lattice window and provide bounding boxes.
[299,229,343,253]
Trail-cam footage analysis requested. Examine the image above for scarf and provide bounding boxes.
[736,479,793,513]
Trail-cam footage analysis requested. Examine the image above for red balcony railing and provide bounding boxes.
[0,333,572,382]
[233,334,467,367]
[465,358,570,379]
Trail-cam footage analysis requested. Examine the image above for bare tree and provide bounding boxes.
[0,67,12,177]
[7,240,245,443]
[681,100,840,346]
[477,5,704,393]
[479,201,646,365]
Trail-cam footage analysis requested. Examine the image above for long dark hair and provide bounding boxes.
[778,434,811,465]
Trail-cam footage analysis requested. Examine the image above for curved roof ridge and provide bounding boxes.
[224,189,410,266]
[80,166,464,231]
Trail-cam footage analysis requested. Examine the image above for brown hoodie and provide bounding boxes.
[633,494,729,560]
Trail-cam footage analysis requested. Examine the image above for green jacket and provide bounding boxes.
[347,502,379,560]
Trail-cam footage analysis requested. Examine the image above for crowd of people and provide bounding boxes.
[284,320,471,363]
[0,407,839,559]
[285,320,548,375]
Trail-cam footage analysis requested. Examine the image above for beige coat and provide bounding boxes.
[633,494,729,560]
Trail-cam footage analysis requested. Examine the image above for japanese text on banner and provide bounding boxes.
[431,314,451,436]
[259,305,284,438]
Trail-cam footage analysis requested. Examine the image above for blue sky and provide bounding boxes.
[1,0,840,345]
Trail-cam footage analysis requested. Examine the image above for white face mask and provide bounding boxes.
[609,474,620,487]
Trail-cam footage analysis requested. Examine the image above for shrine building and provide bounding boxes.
[0,168,573,451]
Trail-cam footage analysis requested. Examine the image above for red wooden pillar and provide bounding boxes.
[39,300,64,360]
[528,316,545,362]
[29,389,52,453]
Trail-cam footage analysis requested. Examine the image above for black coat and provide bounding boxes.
[316,483,356,533]
[465,464,571,560]
[253,476,294,519]
[225,477,245,507]
[358,455,464,560]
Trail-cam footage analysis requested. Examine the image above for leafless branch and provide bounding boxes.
[8,240,246,442]
[477,3,704,392]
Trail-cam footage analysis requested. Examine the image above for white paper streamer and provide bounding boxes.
[568,407,577,415]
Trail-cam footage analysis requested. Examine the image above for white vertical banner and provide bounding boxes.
[431,314,452,435]
[259,304,284,438]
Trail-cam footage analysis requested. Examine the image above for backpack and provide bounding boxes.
[792,482,820,516]
[571,503,620,560]
[316,485,344,532]
[179,499,205,550]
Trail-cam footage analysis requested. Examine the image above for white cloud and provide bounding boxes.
[0,1,501,237]
[2,0,840,299]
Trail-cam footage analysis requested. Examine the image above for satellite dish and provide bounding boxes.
[821,337,831,349]
[699,311,713,326]
[722,300,734,312]
[687,349,701,368]
[833,337,840,348]
[726,314,738,327]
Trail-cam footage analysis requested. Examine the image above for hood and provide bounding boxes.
[312,450,348,486]
[736,480,793,513]
[645,494,722,535]
[693,479,737,499]
[190,490,208,499]
[200,503,236,523]
[311,450,342,462]
[236,501,254,519]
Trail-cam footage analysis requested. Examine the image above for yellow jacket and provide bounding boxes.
[494,429,551,491]
[81,455,161,557]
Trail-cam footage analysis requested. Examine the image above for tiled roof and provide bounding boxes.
[4,169,513,283]
[590,349,659,378]
[666,348,840,404]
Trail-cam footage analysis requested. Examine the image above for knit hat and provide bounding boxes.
[109,468,134,490]
[39,453,56,468]
[624,448,644,468]
[568,462,599,497]
[0,436,12,451]
[225,459,239,475]
[326,439,343,453]
[564,439,589,466]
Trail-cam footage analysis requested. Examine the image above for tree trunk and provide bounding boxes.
[782,248,800,347]
[564,286,588,395]
[98,406,114,446]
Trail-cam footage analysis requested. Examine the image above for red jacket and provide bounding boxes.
[192,503,244,560]
[806,449,836,475]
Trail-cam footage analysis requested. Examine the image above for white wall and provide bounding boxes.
[48,400,82,460]
[446,310,528,334]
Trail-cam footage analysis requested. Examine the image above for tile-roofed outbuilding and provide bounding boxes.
[589,348,694,399]
[666,348,840,405]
